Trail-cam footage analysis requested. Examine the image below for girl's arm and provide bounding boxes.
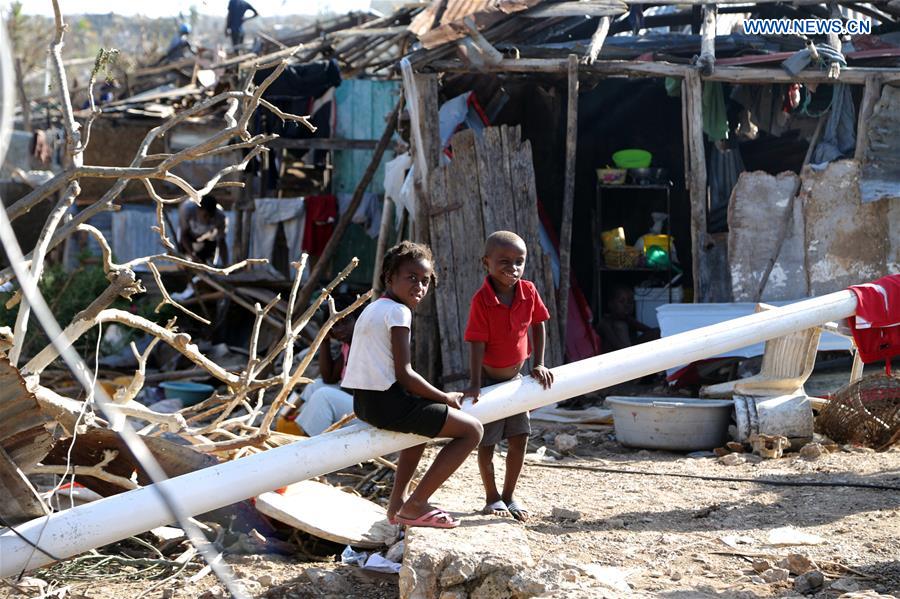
[391,327,458,406]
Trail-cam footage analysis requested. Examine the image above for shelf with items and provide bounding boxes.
[592,181,676,328]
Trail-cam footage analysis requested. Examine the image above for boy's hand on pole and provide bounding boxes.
[531,365,554,389]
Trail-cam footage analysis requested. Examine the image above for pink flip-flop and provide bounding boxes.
[395,508,460,529]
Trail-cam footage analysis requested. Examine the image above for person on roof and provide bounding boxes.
[225,0,258,50]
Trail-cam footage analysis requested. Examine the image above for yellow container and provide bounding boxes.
[643,234,672,254]
[601,227,626,252]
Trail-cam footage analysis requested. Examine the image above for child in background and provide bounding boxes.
[342,241,483,529]
[463,231,554,522]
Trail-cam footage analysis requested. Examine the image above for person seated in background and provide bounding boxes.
[178,196,229,266]
[279,301,359,436]
[597,283,660,353]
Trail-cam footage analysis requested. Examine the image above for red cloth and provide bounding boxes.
[464,277,550,368]
[302,194,337,256]
[848,274,900,366]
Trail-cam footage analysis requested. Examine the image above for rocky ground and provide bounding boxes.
[4,420,898,599]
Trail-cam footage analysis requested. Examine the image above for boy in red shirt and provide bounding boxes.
[463,231,554,521]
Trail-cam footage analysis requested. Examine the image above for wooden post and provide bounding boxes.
[295,96,402,310]
[400,62,442,382]
[698,5,717,76]
[372,197,395,292]
[586,17,611,64]
[557,54,579,355]
[854,75,882,162]
[683,69,707,302]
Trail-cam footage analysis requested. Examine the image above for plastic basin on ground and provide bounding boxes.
[159,381,215,406]
[606,396,734,451]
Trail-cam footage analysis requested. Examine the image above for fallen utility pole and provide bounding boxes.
[0,290,858,576]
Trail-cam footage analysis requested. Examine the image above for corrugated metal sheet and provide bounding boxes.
[410,0,543,49]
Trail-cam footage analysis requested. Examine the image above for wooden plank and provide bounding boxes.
[450,130,488,386]
[698,5,717,76]
[586,17,611,65]
[854,75,883,162]
[426,59,900,85]
[428,165,465,388]
[255,480,398,548]
[511,135,563,369]
[684,69,708,302]
[557,54,579,354]
[476,127,505,236]
[0,357,53,471]
[524,1,627,18]
[0,446,48,525]
[270,138,381,150]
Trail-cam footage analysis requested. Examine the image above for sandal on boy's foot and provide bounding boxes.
[506,500,529,522]
[481,500,510,517]
[395,508,460,529]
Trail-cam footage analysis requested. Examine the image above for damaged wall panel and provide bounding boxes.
[803,160,890,296]
[0,357,54,524]
[728,171,807,301]
[860,84,900,204]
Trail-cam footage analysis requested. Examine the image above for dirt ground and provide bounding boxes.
[4,419,899,599]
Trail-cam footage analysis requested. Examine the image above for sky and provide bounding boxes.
[21,0,372,18]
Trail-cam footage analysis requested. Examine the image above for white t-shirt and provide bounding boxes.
[342,297,412,391]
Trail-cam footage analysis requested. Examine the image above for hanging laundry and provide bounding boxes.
[702,82,729,142]
[250,198,306,264]
[337,192,382,239]
[707,145,745,233]
[811,84,856,166]
[848,275,900,372]
[730,84,791,137]
[302,194,337,257]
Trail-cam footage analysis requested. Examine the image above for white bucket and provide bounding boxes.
[606,396,734,451]
[634,286,683,328]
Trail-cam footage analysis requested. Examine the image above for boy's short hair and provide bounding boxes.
[483,230,526,256]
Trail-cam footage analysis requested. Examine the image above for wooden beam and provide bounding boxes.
[698,5,717,76]
[372,198,396,293]
[295,97,403,311]
[524,1,627,18]
[586,17,611,65]
[462,16,504,67]
[683,69,707,303]
[425,58,900,84]
[400,62,442,382]
[854,75,883,161]
[558,55,579,355]
[329,26,410,37]
[269,138,380,150]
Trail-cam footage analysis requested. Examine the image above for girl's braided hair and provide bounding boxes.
[379,241,437,289]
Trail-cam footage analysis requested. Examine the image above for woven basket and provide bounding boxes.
[603,247,641,269]
[817,373,900,450]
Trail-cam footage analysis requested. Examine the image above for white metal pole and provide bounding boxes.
[0,290,858,576]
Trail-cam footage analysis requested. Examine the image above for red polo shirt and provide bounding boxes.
[464,277,551,368]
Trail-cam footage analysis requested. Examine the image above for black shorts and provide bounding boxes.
[352,383,448,438]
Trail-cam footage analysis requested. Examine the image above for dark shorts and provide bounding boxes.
[480,374,531,447]
[352,383,448,438]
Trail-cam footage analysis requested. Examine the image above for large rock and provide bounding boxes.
[399,516,535,599]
